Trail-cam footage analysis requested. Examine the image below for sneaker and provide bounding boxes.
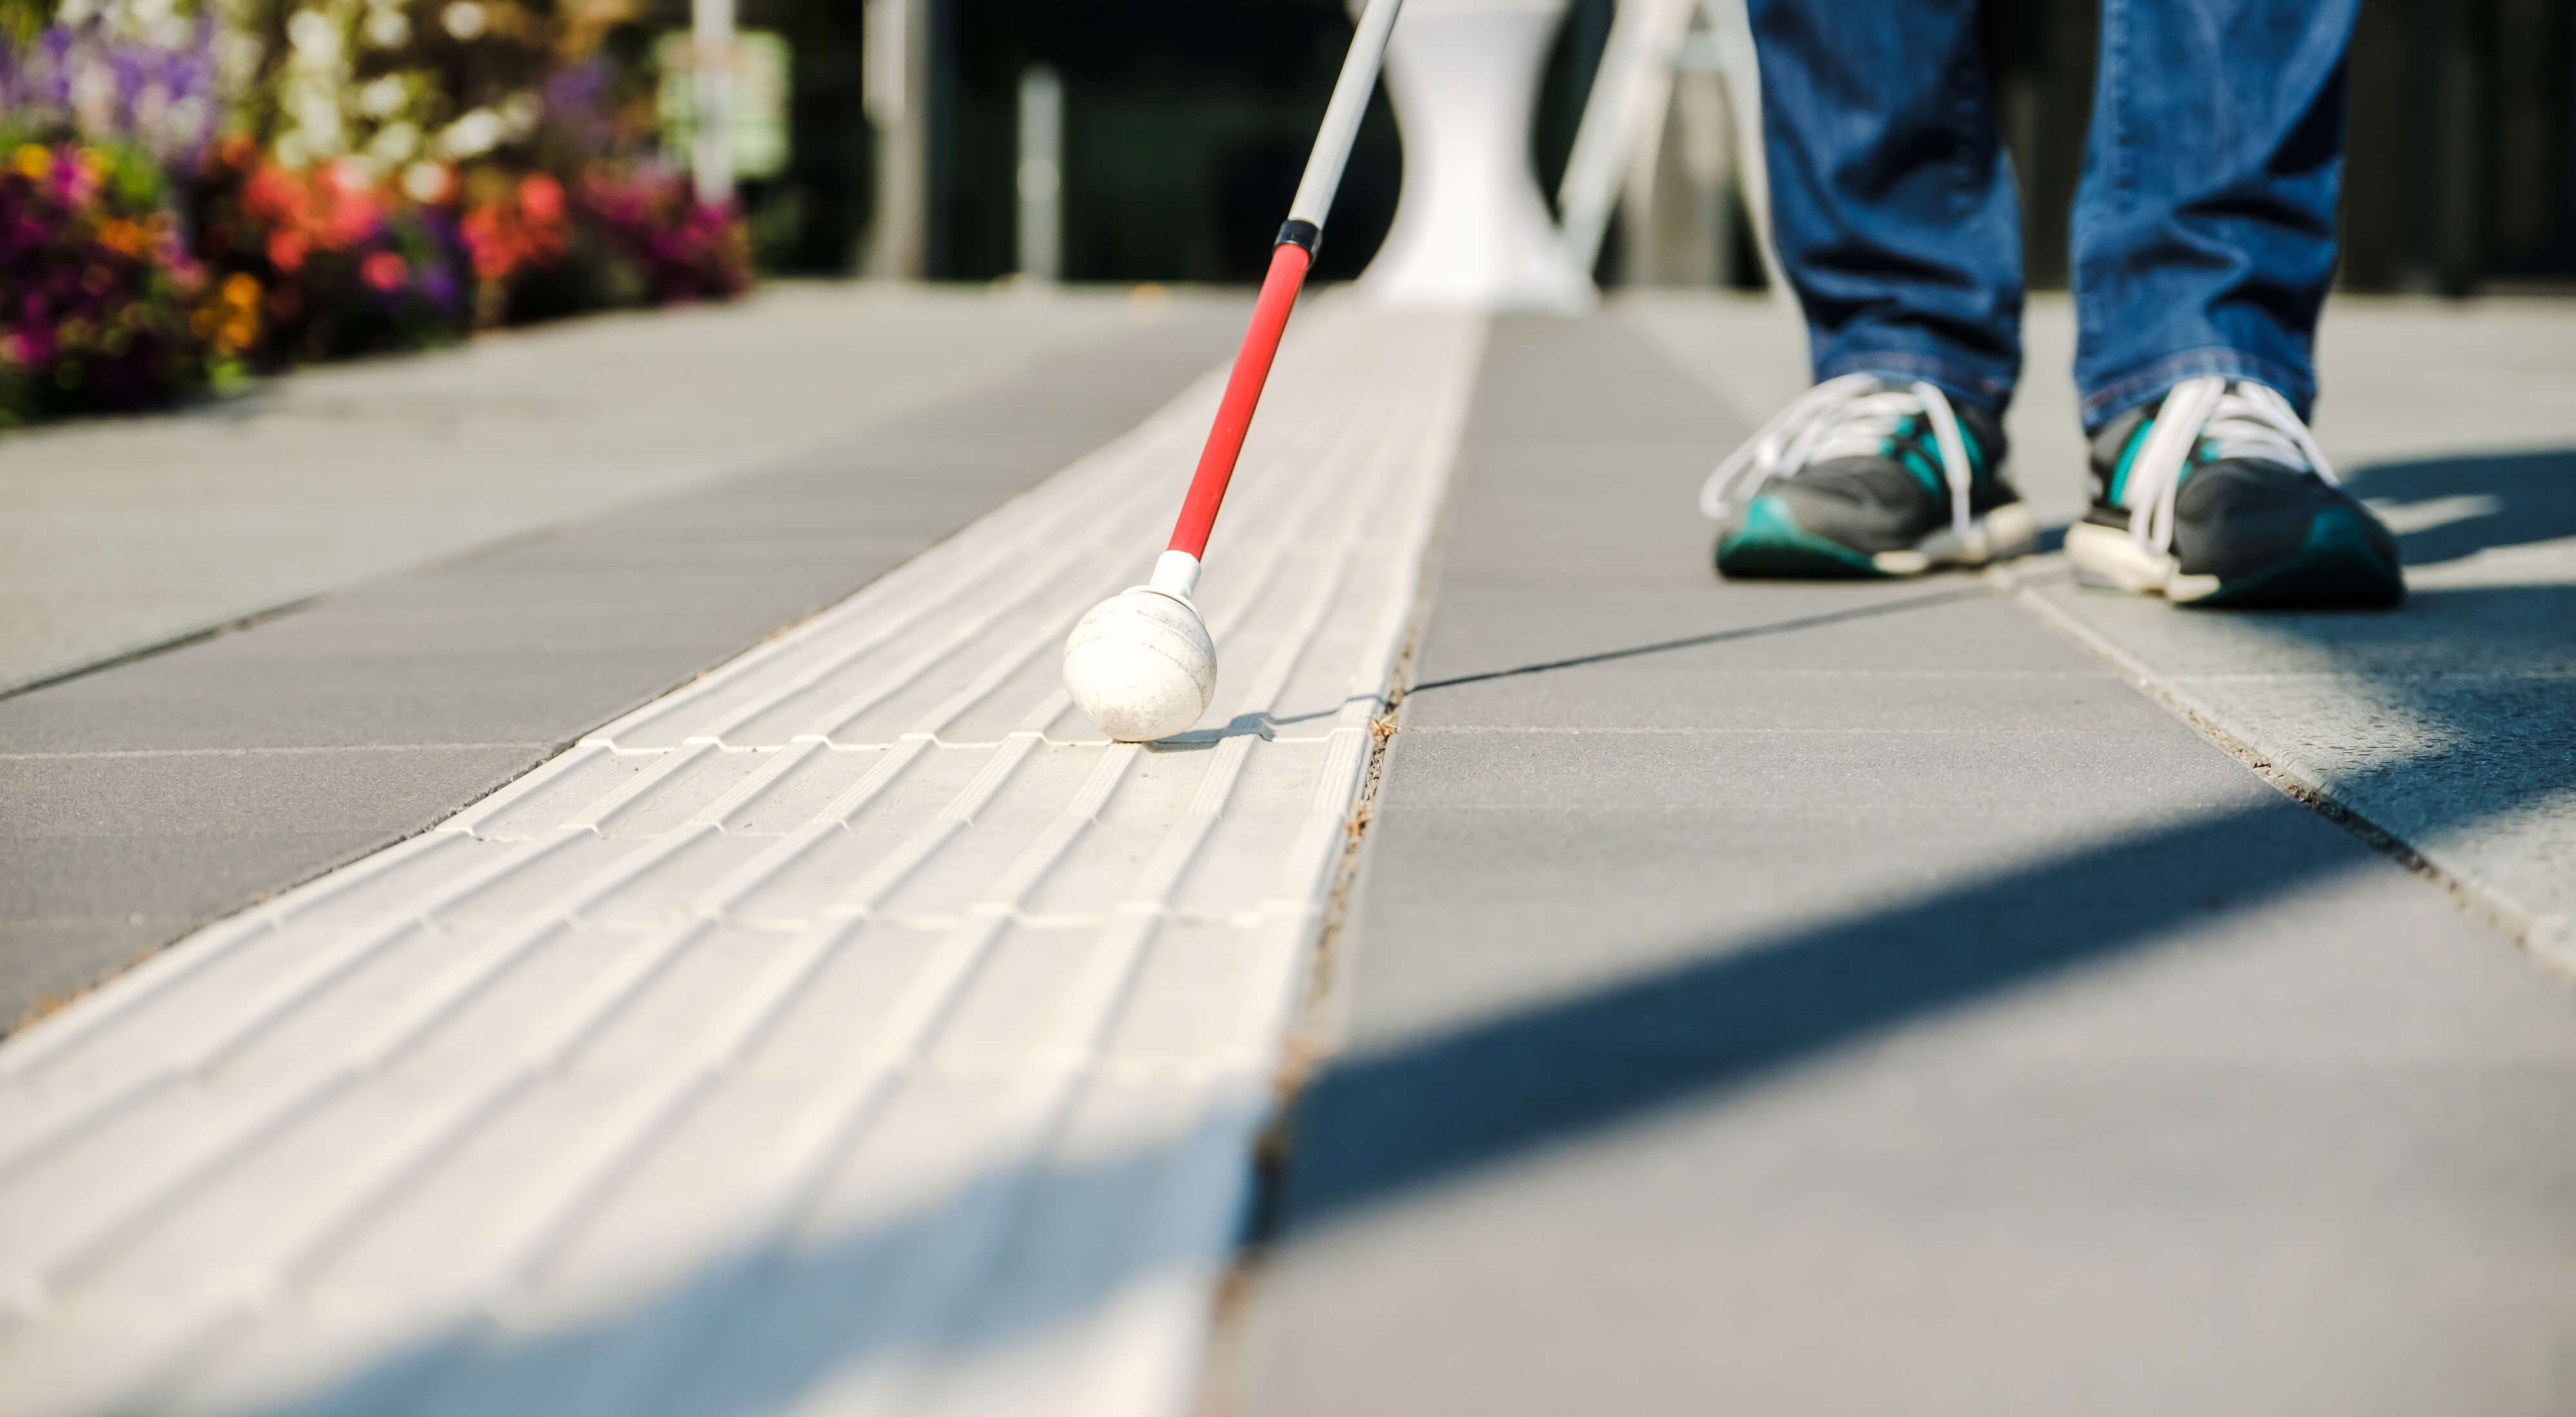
[2066,377,2403,608]
[1702,374,2036,578]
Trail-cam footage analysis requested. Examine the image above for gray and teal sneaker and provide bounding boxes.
[1701,374,2035,578]
[2067,377,2403,608]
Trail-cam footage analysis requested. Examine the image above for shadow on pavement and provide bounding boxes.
[1274,788,2396,1233]
[2349,446,2576,567]
[229,765,2459,1415]
[200,460,2576,1413]
[2173,574,2576,934]
[242,1104,1263,1417]
[2096,446,2576,929]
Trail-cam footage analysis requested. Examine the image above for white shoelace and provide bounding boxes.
[1698,374,1978,542]
[2117,376,2338,555]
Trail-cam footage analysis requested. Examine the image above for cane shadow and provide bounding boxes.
[1405,585,1989,696]
[1151,710,1276,748]
[1200,590,1989,734]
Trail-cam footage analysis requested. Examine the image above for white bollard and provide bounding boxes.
[1361,0,1596,311]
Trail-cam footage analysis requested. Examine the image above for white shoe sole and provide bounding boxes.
[2063,521,2224,602]
[1872,500,2040,575]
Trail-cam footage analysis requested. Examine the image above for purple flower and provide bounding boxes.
[418,264,458,310]
[0,18,223,167]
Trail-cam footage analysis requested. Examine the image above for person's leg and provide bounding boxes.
[2070,0,2358,427]
[1746,0,2025,414]
[1701,0,2035,581]
[2062,0,2399,608]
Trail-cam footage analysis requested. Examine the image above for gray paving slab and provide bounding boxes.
[0,303,1481,1416]
[0,301,1244,1025]
[1624,296,2576,972]
[2005,302,2576,969]
[0,283,1206,696]
[1,744,534,976]
[1220,314,2576,1414]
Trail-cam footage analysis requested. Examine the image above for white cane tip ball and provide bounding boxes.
[1063,588,1217,742]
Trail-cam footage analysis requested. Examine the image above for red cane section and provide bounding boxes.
[1168,241,1314,558]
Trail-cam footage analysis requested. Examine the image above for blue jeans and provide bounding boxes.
[1747,0,2358,430]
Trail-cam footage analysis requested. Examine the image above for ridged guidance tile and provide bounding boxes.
[0,303,1488,1417]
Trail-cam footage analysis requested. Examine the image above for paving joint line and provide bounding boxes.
[0,594,329,705]
[1987,557,2576,984]
[1196,318,1482,1409]
[0,742,556,761]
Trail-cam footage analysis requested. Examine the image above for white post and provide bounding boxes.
[690,0,735,206]
[1698,0,1788,301]
[1359,0,1594,311]
[1016,65,1063,281]
[863,0,929,278]
[1618,21,1731,285]
[1557,0,1695,275]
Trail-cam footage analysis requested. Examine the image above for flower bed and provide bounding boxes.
[0,5,756,426]
[188,138,473,368]
[1,135,232,424]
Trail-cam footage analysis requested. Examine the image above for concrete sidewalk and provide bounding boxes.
[0,287,1245,1023]
[1631,292,2576,964]
[0,284,1210,699]
[0,296,1483,1417]
[1221,302,2576,1415]
[1,286,2570,1415]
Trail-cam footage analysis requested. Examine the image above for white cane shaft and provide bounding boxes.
[1287,0,1405,231]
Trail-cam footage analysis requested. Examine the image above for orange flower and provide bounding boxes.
[518,173,564,226]
[95,220,148,258]
[361,251,409,292]
[243,164,307,227]
[267,231,307,272]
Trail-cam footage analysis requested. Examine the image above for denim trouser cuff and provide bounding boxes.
[1815,350,2014,417]
[2078,347,2318,432]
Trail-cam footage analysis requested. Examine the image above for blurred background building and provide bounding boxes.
[705,0,2573,296]
[5,0,2570,344]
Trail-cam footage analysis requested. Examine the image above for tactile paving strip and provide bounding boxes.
[0,305,1486,1416]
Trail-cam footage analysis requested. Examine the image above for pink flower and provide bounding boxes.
[52,146,101,207]
[361,251,408,292]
